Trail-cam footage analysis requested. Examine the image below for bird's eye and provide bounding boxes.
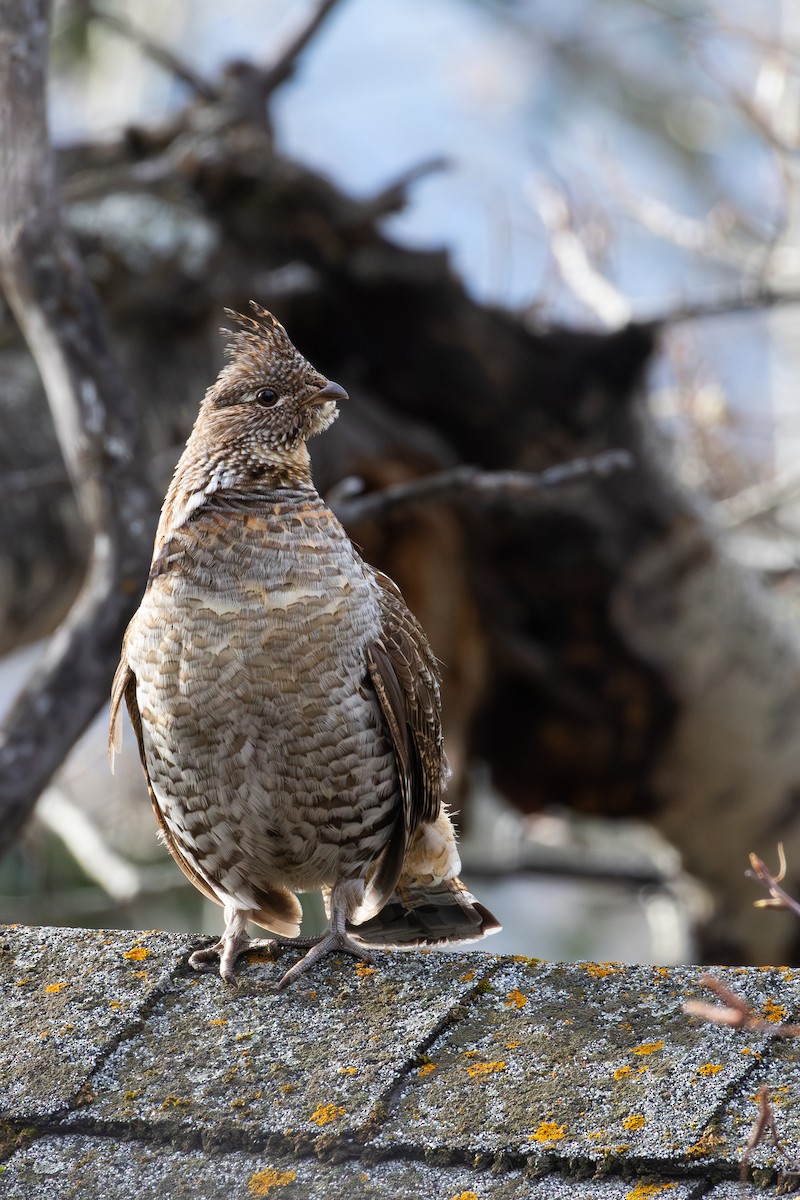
[255,388,279,407]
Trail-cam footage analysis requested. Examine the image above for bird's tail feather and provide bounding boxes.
[349,875,501,948]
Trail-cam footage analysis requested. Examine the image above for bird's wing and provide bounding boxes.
[109,650,303,935]
[108,654,220,907]
[366,567,448,839]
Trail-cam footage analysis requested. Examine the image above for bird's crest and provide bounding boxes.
[221,302,294,360]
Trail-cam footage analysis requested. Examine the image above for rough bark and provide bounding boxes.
[0,0,155,852]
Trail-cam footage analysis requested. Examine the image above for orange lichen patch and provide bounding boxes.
[309,1103,345,1127]
[108,1001,121,1009]
[582,962,622,978]
[124,946,150,961]
[45,981,69,994]
[632,1041,664,1056]
[208,1019,228,1026]
[625,1185,677,1200]
[459,971,476,983]
[355,962,375,977]
[505,989,527,1008]
[652,967,669,978]
[466,1061,506,1079]
[132,971,149,980]
[339,1067,358,1075]
[762,999,788,1023]
[450,1193,479,1200]
[696,1063,723,1076]
[614,1066,633,1080]
[506,1041,522,1049]
[529,1120,567,1145]
[39,1030,51,1039]
[463,1050,481,1058]
[417,1063,437,1077]
[246,1167,297,1195]
[623,1113,646,1131]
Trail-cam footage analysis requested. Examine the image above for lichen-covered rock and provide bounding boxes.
[0,925,797,1195]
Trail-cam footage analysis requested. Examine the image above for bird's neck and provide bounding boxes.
[156,431,317,544]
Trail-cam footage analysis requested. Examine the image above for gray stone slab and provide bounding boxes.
[0,924,196,1118]
[67,945,499,1145]
[713,965,800,1175]
[0,1134,703,1200]
[375,959,783,1165]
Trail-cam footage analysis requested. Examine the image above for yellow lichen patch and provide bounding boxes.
[208,1019,228,1026]
[15,978,30,987]
[631,1041,664,1056]
[158,1095,190,1110]
[623,1113,646,1131]
[124,946,149,961]
[466,1060,506,1079]
[463,1050,480,1058]
[355,962,375,977]
[108,1001,121,1009]
[625,1185,677,1200]
[45,981,68,994]
[247,1168,297,1195]
[418,1063,437,1077]
[505,989,527,1008]
[652,967,669,978]
[459,970,476,983]
[588,1130,607,1140]
[529,1120,567,1145]
[583,962,622,978]
[696,1063,723,1077]
[614,1066,632,1080]
[309,1103,345,1127]
[686,1127,725,1157]
[762,999,787,1023]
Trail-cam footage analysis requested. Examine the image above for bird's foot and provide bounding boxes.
[188,932,281,985]
[276,931,375,991]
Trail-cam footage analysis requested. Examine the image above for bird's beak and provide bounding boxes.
[307,380,348,407]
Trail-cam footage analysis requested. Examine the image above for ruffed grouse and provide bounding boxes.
[110,304,500,989]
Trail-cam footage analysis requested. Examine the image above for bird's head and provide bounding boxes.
[196,303,345,477]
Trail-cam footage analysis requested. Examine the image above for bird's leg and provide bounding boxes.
[276,882,375,991]
[188,903,283,984]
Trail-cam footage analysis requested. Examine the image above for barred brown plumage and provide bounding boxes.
[109,303,500,989]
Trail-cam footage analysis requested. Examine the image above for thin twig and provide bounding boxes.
[359,157,450,221]
[641,286,800,328]
[331,449,634,525]
[684,974,800,1038]
[741,1085,799,1185]
[88,6,217,100]
[261,0,344,95]
[747,845,800,921]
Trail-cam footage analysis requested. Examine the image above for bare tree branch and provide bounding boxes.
[0,0,156,855]
[88,5,217,100]
[331,449,634,526]
[643,286,800,328]
[261,0,344,95]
